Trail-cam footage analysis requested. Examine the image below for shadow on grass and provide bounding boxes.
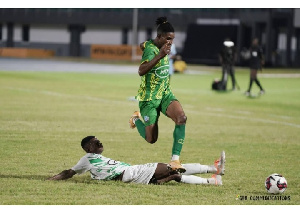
[247,94,261,99]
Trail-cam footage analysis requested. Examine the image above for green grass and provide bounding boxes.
[0,65,299,205]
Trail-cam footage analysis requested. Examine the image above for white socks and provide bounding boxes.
[132,117,138,124]
[181,175,209,184]
[182,163,216,175]
[171,155,180,161]
[179,163,220,185]
[181,175,221,185]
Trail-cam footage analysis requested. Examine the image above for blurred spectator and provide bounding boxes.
[174,55,187,74]
[168,44,177,77]
[218,38,237,90]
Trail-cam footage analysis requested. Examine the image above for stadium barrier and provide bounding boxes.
[0,48,55,58]
[90,44,142,60]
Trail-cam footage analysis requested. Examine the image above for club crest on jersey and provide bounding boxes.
[144,116,150,122]
[154,65,170,78]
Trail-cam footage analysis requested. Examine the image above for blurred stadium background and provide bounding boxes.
[0,8,300,67]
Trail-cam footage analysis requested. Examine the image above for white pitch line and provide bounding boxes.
[3,86,300,128]
[260,73,300,78]
[3,86,137,106]
[187,109,300,128]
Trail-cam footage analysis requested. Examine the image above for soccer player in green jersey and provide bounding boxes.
[48,136,225,185]
[129,17,187,173]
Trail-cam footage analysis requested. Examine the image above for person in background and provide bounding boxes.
[168,43,177,78]
[245,38,265,96]
[174,54,187,74]
[219,38,237,90]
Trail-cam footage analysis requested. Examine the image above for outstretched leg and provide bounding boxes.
[152,163,223,185]
[182,163,216,175]
[182,151,225,175]
[181,174,222,185]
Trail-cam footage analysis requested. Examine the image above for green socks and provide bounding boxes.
[135,119,146,139]
[172,124,185,156]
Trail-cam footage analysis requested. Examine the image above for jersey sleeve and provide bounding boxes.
[71,156,91,175]
[141,42,156,64]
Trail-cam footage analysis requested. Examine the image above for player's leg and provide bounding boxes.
[152,163,181,184]
[253,71,264,93]
[145,123,159,144]
[152,163,222,185]
[164,97,187,173]
[181,174,222,185]
[221,64,226,87]
[229,65,236,90]
[129,101,160,144]
[246,69,255,95]
[182,163,216,175]
[182,150,225,175]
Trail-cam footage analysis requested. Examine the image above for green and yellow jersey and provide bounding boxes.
[136,40,171,101]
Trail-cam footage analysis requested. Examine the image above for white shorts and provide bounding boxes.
[122,163,158,184]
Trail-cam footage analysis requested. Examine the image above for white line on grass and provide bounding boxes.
[3,86,137,106]
[4,86,299,128]
[260,73,300,78]
[187,109,300,128]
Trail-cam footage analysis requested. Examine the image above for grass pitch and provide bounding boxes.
[0,63,299,205]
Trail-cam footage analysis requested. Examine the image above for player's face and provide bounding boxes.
[158,32,175,48]
[87,137,104,154]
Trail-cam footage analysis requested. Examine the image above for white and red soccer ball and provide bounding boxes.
[265,173,287,194]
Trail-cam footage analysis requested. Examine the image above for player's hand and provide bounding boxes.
[159,42,171,58]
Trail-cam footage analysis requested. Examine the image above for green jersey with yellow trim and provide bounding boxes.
[136,40,171,101]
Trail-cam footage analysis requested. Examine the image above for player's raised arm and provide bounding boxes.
[47,169,76,180]
[138,42,171,76]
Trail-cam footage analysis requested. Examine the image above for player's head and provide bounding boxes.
[81,136,104,154]
[156,16,174,35]
[155,17,175,48]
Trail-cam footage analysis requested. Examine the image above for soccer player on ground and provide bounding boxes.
[129,17,187,173]
[245,38,265,96]
[48,136,225,185]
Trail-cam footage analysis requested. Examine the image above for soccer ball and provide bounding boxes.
[265,173,287,194]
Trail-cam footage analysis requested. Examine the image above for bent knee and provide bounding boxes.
[146,136,158,144]
[176,114,187,125]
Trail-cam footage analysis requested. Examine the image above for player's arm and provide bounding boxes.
[47,169,76,180]
[140,41,146,51]
[138,42,171,76]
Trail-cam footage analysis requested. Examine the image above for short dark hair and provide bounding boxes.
[156,16,174,35]
[81,136,95,149]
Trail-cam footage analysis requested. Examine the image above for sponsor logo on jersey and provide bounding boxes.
[144,116,150,122]
[154,65,170,78]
